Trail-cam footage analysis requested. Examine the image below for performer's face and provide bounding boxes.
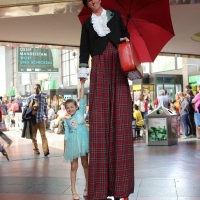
[87,0,102,14]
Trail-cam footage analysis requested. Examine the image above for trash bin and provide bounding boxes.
[146,106,178,146]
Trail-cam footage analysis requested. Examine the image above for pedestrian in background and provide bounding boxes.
[179,92,190,139]
[26,84,50,156]
[14,95,23,131]
[192,85,200,139]
[186,90,196,137]
[0,101,12,147]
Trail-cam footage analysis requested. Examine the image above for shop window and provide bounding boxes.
[70,74,77,86]
[164,77,175,84]
[151,55,175,73]
[156,77,163,84]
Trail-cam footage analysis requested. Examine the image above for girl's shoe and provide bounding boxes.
[72,192,80,200]
[83,188,88,196]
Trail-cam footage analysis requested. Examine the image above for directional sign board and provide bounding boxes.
[18,47,60,72]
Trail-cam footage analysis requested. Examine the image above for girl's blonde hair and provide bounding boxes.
[178,92,186,97]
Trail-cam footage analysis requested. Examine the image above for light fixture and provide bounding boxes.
[191,32,200,42]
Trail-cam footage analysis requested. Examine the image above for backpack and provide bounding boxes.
[12,101,19,112]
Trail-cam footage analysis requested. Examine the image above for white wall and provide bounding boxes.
[0,46,6,96]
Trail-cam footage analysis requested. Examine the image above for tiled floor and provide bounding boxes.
[0,130,200,200]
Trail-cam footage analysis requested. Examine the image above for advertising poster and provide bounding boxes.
[148,118,167,141]
[18,48,60,72]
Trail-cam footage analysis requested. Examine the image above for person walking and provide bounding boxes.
[64,78,89,200]
[1,101,9,130]
[14,95,23,131]
[78,1,134,199]
[0,101,12,147]
[25,84,50,156]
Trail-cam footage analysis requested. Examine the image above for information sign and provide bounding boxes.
[18,48,60,72]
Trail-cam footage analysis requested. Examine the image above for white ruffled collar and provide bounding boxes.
[91,9,111,37]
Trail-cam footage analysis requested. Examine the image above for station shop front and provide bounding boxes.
[43,88,89,113]
[188,74,200,95]
[132,74,183,103]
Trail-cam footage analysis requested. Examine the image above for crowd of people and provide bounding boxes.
[0,96,23,132]
[2,0,200,199]
[133,85,200,140]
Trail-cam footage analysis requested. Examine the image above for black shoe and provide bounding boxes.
[34,150,40,155]
[7,140,13,148]
[44,151,50,156]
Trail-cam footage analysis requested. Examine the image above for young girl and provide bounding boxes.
[64,78,89,200]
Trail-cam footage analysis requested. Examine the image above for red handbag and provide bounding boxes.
[118,41,143,77]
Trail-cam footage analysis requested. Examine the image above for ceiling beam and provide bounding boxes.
[0,0,80,8]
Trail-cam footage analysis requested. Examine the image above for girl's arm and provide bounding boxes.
[80,78,86,99]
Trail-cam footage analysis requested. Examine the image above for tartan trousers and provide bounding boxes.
[88,42,134,199]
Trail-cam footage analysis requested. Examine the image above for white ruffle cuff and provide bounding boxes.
[77,67,89,79]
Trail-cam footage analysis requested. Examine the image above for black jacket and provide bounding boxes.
[21,107,36,139]
[79,9,130,67]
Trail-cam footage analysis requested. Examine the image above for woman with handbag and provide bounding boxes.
[78,0,134,199]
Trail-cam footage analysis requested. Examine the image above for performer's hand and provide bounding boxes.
[120,37,129,42]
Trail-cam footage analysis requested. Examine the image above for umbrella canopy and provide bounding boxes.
[78,0,174,63]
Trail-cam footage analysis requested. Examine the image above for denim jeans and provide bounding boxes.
[181,114,189,136]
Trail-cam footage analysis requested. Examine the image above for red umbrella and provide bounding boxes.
[78,0,174,63]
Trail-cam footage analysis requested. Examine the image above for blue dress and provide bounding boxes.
[64,99,89,162]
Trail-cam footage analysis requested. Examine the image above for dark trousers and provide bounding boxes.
[0,131,12,144]
[136,126,142,137]
[188,113,196,136]
[181,114,189,136]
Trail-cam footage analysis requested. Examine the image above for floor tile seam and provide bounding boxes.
[0,156,63,164]
[135,166,182,172]
[24,185,69,195]
[61,185,71,195]
[174,179,179,198]
[0,185,70,195]
[138,178,176,188]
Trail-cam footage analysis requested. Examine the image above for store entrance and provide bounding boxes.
[133,84,155,103]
